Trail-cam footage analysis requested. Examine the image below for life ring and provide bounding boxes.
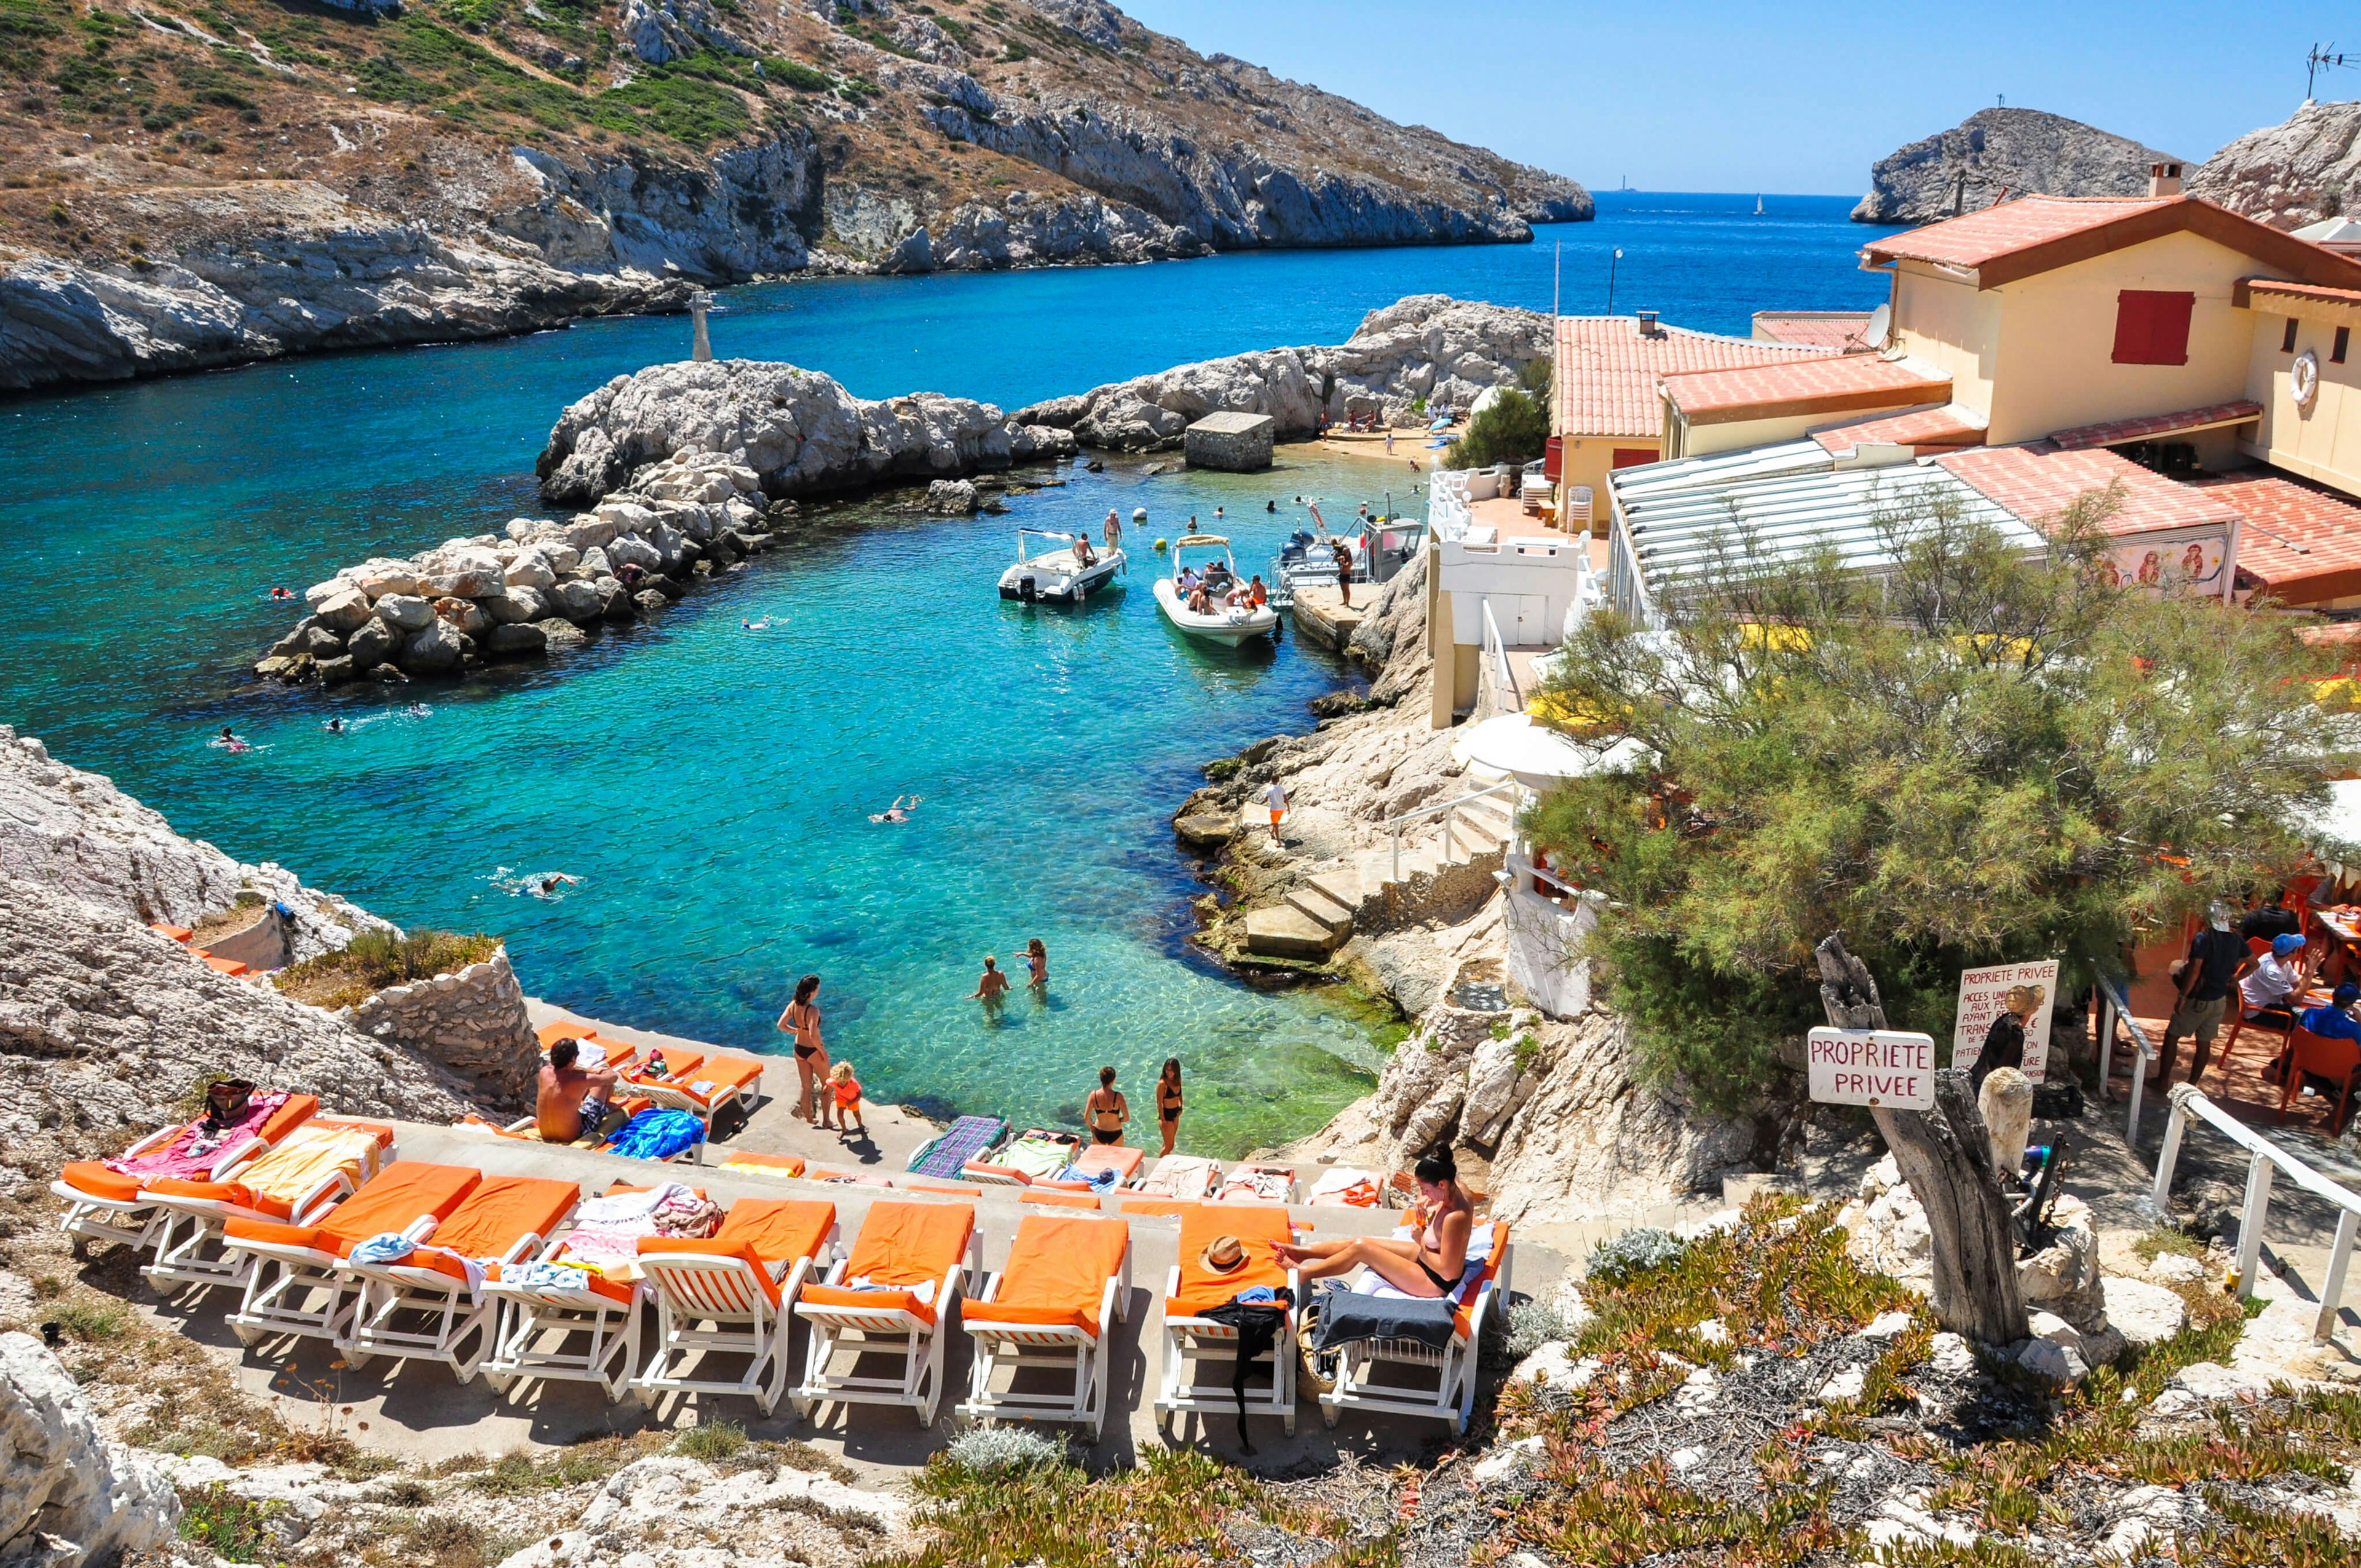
[2294,348,2321,411]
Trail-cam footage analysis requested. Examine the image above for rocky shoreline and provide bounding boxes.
[252,294,1536,688]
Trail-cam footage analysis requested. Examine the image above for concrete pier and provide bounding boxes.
[1291,583,1366,650]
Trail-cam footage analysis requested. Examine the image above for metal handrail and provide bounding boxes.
[1378,778,1522,883]
[2146,1084,2358,1341]
[2095,974,2159,1147]
[1476,599,1521,722]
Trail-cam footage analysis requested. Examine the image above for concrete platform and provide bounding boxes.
[118,1001,1582,1479]
[1290,584,1366,651]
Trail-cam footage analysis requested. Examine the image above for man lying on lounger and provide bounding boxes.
[538,1038,626,1144]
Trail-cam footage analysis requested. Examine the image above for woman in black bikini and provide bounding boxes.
[1085,1065,1129,1146]
[776,974,834,1130]
[1155,1057,1184,1156]
[1273,1148,1472,1297]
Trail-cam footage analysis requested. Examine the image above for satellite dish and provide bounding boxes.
[1864,302,1892,350]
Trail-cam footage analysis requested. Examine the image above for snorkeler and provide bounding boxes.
[869,794,923,824]
[325,717,344,735]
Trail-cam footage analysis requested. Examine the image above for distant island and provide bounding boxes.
[1853,106,2177,224]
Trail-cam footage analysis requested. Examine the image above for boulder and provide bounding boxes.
[633,589,670,616]
[924,478,980,514]
[349,557,426,598]
[398,621,466,675]
[375,593,435,633]
[298,624,347,659]
[578,545,614,578]
[534,617,590,653]
[544,542,584,575]
[599,581,636,622]
[434,597,491,637]
[495,585,552,624]
[504,550,556,589]
[0,1331,180,1565]
[415,543,507,599]
[2102,1276,2189,1349]
[607,534,662,573]
[481,622,548,656]
[346,618,400,670]
[2019,1194,2107,1333]
[312,586,374,634]
[315,656,356,687]
[550,580,606,624]
[1173,813,1234,849]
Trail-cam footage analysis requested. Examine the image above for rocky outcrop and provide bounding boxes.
[537,358,1078,504]
[0,1333,180,1567]
[1853,108,2176,224]
[0,183,686,394]
[349,947,540,1108]
[2190,100,2361,229]
[1017,294,1552,450]
[0,728,475,1177]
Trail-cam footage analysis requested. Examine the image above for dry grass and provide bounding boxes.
[272,928,500,1009]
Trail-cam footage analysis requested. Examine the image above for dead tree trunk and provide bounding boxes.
[1815,933,2030,1345]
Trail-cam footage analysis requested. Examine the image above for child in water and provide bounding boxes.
[828,1060,866,1136]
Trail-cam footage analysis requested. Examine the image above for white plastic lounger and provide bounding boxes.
[52,1093,319,1256]
[221,1162,483,1348]
[140,1119,397,1295]
[1316,1221,1513,1434]
[339,1175,580,1384]
[1156,1206,1300,1438]
[632,1198,839,1417]
[957,1213,1131,1437]
[792,1200,979,1427]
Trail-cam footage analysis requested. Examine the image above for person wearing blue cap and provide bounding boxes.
[2237,929,2311,1038]
[2298,982,2361,1045]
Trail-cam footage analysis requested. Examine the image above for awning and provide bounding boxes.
[2045,400,2263,452]
[1452,714,1654,789]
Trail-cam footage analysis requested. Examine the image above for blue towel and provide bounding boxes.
[350,1232,415,1266]
[1236,1286,1278,1304]
[605,1108,705,1161]
[1054,1162,1122,1193]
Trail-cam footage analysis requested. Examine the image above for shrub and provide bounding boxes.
[408,1513,488,1568]
[50,1295,131,1341]
[943,1424,1067,1475]
[1584,1227,1685,1288]
[1442,384,1547,469]
[673,1420,748,1463]
[273,928,500,1008]
[1498,1296,1575,1363]
[178,1486,279,1562]
[767,55,830,91]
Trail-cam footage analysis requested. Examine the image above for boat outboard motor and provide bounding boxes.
[1018,573,1038,604]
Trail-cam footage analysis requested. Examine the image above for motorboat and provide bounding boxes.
[997,528,1125,605]
[1154,535,1278,645]
[1268,502,1425,608]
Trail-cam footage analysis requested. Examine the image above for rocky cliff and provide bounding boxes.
[2189,100,2361,229]
[0,0,1586,392]
[1017,293,1554,449]
[1853,108,2175,224]
[0,728,473,1178]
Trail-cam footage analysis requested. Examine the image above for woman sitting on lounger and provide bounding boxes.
[1272,1147,1471,1297]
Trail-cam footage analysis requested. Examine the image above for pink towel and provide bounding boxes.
[105,1093,290,1183]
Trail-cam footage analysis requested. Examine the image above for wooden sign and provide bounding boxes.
[1950,959,2059,1079]
[1806,1028,1937,1109]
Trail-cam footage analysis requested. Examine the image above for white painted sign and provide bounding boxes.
[1806,1028,1937,1110]
[1950,960,2060,1081]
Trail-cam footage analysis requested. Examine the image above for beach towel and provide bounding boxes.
[990,1132,1080,1180]
[906,1116,1007,1178]
[606,1108,705,1161]
[103,1092,293,1183]
[1139,1155,1219,1200]
[555,1182,696,1272]
[1310,1280,1455,1351]
[1307,1167,1381,1208]
[1215,1165,1295,1205]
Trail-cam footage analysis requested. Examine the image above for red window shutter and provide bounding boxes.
[1543,436,1564,482]
[1612,447,1657,469]
[2111,290,2194,366]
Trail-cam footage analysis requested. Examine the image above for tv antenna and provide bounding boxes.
[2308,42,2355,100]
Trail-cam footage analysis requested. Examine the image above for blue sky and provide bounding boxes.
[1120,1,2340,195]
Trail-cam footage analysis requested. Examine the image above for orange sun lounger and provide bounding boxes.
[957,1213,1132,1437]
[341,1174,582,1384]
[53,1094,320,1255]
[793,1200,979,1427]
[140,1118,398,1295]
[620,1051,765,1135]
[222,1162,482,1347]
[1315,1221,1514,1435]
[1156,1204,1300,1439]
[629,1197,839,1417]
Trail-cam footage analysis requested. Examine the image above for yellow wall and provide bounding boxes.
[1892,264,2001,420]
[2244,308,2361,499]
[1554,436,1658,535]
[1679,410,1841,457]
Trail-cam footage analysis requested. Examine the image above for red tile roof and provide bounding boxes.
[1810,403,1987,457]
[1862,195,2361,291]
[1751,312,1877,350]
[2237,277,2361,312]
[1554,315,1826,439]
[1659,354,1952,426]
[2046,400,2264,452]
[2185,470,2361,604]
[1936,445,2244,537]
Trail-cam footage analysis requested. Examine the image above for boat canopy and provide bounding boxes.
[1173,534,1231,548]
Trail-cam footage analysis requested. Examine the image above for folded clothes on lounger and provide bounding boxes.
[1310,1281,1455,1351]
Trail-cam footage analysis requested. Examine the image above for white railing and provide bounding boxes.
[2095,975,2159,1146]
[1378,778,1522,885]
[1474,599,1522,722]
[2145,1084,2359,1341]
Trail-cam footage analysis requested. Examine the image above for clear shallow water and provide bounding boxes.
[1,192,1894,1155]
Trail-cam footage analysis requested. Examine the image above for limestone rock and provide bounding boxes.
[399,621,466,675]
[2018,1194,2107,1333]
[0,1332,179,1566]
[482,621,548,656]
[374,593,434,633]
[346,618,401,670]
[434,596,492,637]
[534,617,591,653]
[312,586,373,635]
[1852,107,2176,224]
[632,589,670,617]
[2191,100,2361,228]
[923,478,980,514]
[350,948,539,1105]
[550,580,606,624]
[2102,1275,2189,1349]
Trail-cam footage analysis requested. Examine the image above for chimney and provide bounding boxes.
[1635,309,1659,336]
[2149,160,2184,197]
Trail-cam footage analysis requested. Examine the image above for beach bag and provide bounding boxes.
[1296,1299,1337,1399]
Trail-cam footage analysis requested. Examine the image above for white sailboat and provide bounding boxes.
[997,528,1124,604]
[1153,535,1278,645]
[1754,194,1764,215]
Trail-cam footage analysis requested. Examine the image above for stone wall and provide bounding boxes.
[349,947,540,1108]
[1184,412,1274,471]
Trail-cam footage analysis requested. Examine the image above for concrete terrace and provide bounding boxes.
[112,1001,1644,1483]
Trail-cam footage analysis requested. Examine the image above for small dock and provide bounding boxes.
[1291,583,1366,650]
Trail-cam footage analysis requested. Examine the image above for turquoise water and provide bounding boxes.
[1,194,1895,1155]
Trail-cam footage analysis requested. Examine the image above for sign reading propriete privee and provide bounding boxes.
[1806,1028,1937,1110]
[1950,959,2060,1081]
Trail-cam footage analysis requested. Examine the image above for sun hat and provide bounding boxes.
[2273,932,2308,956]
[1198,1235,1249,1275]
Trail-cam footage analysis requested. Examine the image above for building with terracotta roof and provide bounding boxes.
[1546,314,1827,531]
[1658,354,1956,457]
[2185,470,2361,607]
[1751,311,1877,350]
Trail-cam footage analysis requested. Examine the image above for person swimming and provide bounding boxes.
[1266,499,1277,513]
[535,873,580,896]
[405,703,429,718]
[325,717,344,735]
[869,794,922,824]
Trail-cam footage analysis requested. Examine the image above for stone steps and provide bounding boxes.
[1243,904,1343,959]
[1286,881,1357,937]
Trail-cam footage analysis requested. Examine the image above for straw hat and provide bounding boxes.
[1198,1235,1249,1274]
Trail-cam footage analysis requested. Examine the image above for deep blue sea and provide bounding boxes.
[1,193,1898,1154]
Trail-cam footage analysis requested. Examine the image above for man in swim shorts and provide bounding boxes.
[537,1038,622,1144]
[1262,777,1288,845]
[971,956,1011,1004]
